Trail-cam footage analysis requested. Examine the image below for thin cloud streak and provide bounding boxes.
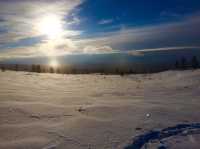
[127,46,200,56]
[77,13,200,51]
[98,19,114,25]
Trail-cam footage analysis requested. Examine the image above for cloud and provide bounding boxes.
[160,11,182,19]
[0,1,200,59]
[77,13,200,51]
[0,0,83,58]
[1,0,82,36]
[98,19,114,25]
[127,46,200,56]
[83,46,114,54]
[0,46,43,60]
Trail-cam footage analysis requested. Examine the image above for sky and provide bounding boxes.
[0,0,200,62]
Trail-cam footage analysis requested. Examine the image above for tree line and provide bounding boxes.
[0,56,199,75]
[175,56,199,70]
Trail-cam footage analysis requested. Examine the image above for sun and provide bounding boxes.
[37,14,63,39]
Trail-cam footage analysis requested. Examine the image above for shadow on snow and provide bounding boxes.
[125,123,200,149]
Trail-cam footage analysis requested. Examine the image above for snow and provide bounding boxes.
[0,70,200,149]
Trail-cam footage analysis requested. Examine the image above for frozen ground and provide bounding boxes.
[0,70,200,149]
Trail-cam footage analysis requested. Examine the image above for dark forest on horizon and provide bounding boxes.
[0,56,199,75]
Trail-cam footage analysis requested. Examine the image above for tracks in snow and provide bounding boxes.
[125,123,200,149]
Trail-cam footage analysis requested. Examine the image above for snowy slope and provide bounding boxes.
[0,70,200,149]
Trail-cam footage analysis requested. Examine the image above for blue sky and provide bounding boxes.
[76,0,200,32]
[0,0,200,60]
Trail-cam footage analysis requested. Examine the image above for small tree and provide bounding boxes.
[36,65,41,73]
[129,69,133,74]
[175,60,179,69]
[72,68,77,74]
[181,57,187,70]
[56,68,61,74]
[115,68,119,74]
[32,65,36,72]
[15,64,19,71]
[1,66,5,72]
[120,71,124,77]
[191,56,199,69]
[50,67,54,73]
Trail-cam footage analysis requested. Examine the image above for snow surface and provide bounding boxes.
[0,70,200,149]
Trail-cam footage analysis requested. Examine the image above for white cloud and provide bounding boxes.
[98,19,114,25]
[127,46,200,56]
[77,13,200,51]
[160,11,182,19]
[0,0,82,43]
[83,46,114,54]
[0,0,83,58]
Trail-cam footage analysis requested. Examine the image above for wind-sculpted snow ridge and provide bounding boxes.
[125,123,200,149]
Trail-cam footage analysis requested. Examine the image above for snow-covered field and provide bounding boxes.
[0,70,200,149]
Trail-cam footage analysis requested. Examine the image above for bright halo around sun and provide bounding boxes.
[49,59,59,68]
[37,14,63,39]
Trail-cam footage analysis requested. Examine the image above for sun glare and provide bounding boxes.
[37,14,63,39]
[50,59,59,68]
